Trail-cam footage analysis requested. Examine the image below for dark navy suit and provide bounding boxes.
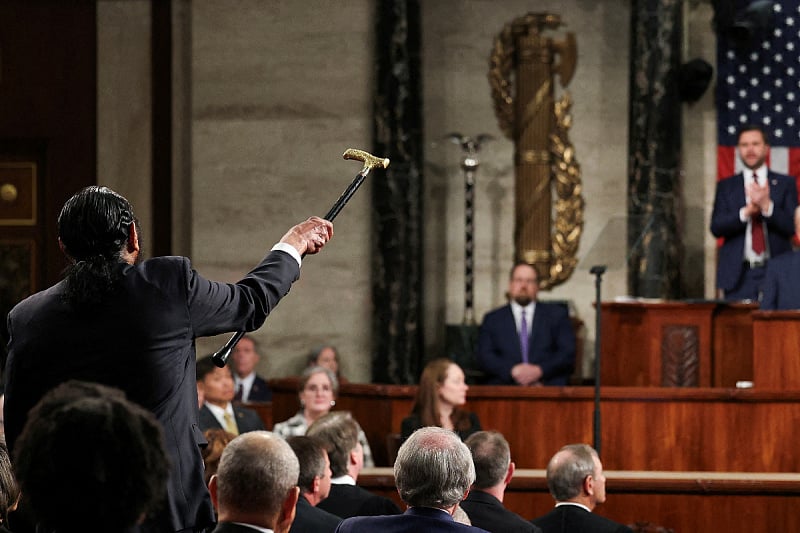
[710,171,797,298]
[460,490,541,533]
[5,250,299,532]
[531,505,633,533]
[335,506,490,533]
[198,404,265,434]
[761,250,800,309]
[290,496,342,533]
[476,303,575,385]
[246,374,272,402]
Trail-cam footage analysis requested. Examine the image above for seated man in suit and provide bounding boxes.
[209,431,300,533]
[196,355,265,435]
[306,411,400,518]
[336,427,489,532]
[531,444,632,533]
[477,263,575,386]
[286,436,342,533]
[461,431,541,533]
[231,334,273,402]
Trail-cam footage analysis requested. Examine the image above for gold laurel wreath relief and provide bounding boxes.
[488,15,584,290]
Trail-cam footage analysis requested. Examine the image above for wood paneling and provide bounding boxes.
[359,469,800,531]
[270,380,800,472]
[601,302,757,387]
[752,311,800,389]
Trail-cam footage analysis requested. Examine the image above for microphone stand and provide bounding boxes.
[590,264,606,454]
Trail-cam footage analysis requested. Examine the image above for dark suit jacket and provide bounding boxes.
[531,505,633,533]
[460,491,541,533]
[761,250,800,310]
[246,374,272,402]
[477,303,575,385]
[400,412,482,444]
[290,495,342,533]
[5,250,299,532]
[317,483,401,519]
[335,506,490,533]
[198,403,265,434]
[710,171,798,291]
[212,522,265,533]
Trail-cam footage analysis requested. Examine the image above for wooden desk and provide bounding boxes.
[600,301,756,387]
[359,468,800,531]
[752,311,800,389]
[269,381,800,471]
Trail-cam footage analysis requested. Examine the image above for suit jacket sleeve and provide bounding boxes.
[761,259,780,310]
[534,304,576,383]
[476,310,516,384]
[710,176,747,239]
[186,249,300,337]
[765,173,798,239]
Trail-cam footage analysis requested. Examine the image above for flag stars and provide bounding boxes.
[728,100,736,109]
[789,92,796,101]
[763,66,772,75]
[728,125,737,135]
[764,116,772,125]
[751,102,760,111]
[739,89,748,98]
[739,64,748,73]
[763,91,772,100]
[751,78,760,86]
[750,52,760,61]
[776,79,784,88]
[740,114,749,123]
[773,127,781,137]
[727,75,736,85]
[776,104,784,112]
[763,41,771,50]
[789,42,796,51]
[787,117,795,127]
[788,17,796,26]
[775,28,783,38]
[775,53,784,62]
[727,50,736,60]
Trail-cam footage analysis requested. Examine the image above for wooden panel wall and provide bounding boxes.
[269,380,800,471]
[359,469,800,531]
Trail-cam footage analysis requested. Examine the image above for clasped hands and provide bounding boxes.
[511,363,544,386]
[745,180,772,218]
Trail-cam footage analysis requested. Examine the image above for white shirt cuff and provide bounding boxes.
[271,242,302,267]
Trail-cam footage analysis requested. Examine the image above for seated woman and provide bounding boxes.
[273,365,374,466]
[306,344,348,384]
[401,358,481,443]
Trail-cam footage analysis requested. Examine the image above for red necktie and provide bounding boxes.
[752,213,765,254]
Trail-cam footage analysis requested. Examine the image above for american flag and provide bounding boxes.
[717,0,800,184]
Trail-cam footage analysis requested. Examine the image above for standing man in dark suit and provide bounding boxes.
[711,124,798,301]
[335,427,489,533]
[286,436,342,533]
[197,356,265,435]
[4,186,333,533]
[231,335,273,402]
[209,431,300,533]
[761,248,800,310]
[308,412,401,519]
[461,431,541,533]
[477,263,575,386]
[531,444,632,533]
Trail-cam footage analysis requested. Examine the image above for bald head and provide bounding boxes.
[213,431,300,527]
[545,443,607,510]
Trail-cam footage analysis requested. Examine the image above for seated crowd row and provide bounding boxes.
[2,378,631,533]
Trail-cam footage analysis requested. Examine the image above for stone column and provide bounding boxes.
[372,0,424,383]
[627,0,683,298]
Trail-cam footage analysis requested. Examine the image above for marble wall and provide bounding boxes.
[98,0,719,383]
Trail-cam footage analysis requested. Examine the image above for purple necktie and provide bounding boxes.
[520,311,529,364]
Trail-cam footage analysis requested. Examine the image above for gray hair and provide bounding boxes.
[546,443,598,501]
[465,431,511,489]
[394,427,475,509]
[306,411,359,478]
[299,365,339,397]
[215,432,299,518]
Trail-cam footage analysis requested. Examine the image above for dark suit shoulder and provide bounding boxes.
[291,497,341,533]
[461,491,539,533]
[532,506,631,533]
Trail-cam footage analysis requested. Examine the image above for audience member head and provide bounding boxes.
[13,380,169,532]
[0,440,19,527]
[413,358,471,431]
[394,427,475,512]
[57,186,141,307]
[209,431,300,533]
[306,345,342,377]
[465,431,513,491]
[286,436,333,506]
[196,355,236,408]
[507,262,540,306]
[306,411,362,479]
[231,335,261,379]
[545,443,607,510]
[201,428,237,486]
[297,365,339,422]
